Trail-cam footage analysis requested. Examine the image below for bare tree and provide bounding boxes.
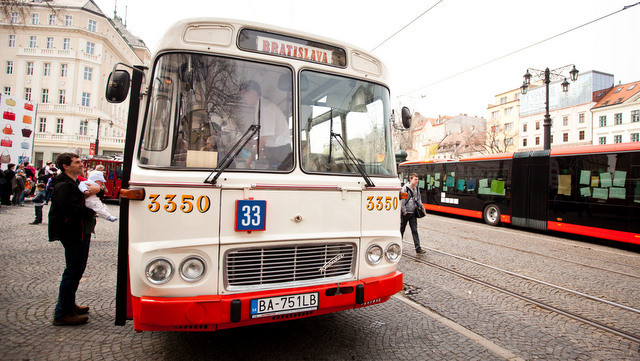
[1,0,58,31]
[480,119,518,154]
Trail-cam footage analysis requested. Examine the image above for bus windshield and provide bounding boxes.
[300,71,394,176]
[139,52,293,171]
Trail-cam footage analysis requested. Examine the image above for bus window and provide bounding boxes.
[300,71,394,176]
[139,53,293,171]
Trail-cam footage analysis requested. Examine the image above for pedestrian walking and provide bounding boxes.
[48,153,100,326]
[30,183,46,224]
[401,173,426,254]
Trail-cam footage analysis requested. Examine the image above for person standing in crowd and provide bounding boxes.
[30,183,46,224]
[49,153,99,326]
[23,162,37,196]
[2,163,15,205]
[401,173,426,254]
[11,169,26,206]
[44,171,57,205]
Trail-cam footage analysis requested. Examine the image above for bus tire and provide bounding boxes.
[483,204,501,226]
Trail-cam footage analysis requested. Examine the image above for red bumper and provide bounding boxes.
[131,271,403,331]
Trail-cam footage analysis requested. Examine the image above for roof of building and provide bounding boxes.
[592,80,640,109]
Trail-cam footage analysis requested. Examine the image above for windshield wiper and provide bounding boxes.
[204,124,260,185]
[330,132,375,187]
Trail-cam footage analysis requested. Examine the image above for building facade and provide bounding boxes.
[0,0,149,167]
[486,88,520,153]
[591,81,640,145]
[519,70,614,151]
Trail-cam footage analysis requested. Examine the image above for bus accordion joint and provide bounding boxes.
[120,188,145,200]
[399,191,408,200]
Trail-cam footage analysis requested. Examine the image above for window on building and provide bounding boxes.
[505,122,513,131]
[579,130,585,140]
[599,136,606,145]
[83,67,92,80]
[3,87,11,95]
[563,116,568,126]
[614,113,622,125]
[56,118,64,133]
[10,12,18,24]
[505,139,513,146]
[5,60,13,74]
[31,13,38,25]
[523,138,527,147]
[43,63,50,76]
[41,89,49,103]
[550,135,554,144]
[81,92,90,107]
[29,36,37,48]
[632,110,639,123]
[599,115,607,127]
[500,96,507,104]
[60,64,68,77]
[86,42,95,54]
[79,120,87,135]
[24,88,31,101]
[63,38,70,50]
[8,34,15,47]
[491,110,499,119]
[46,37,54,49]
[579,113,585,123]
[48,14,55,25]
[58,89,66,104]
[563,133,568,142]
[88,19,97,32]
[522,123,527,132]
[614,135,622,143]
[26,62,33,75]
[65,15,72,26]
[535,121,540,130]
[631,133,639,142]
[504,107,513,115]
[38,117,46,133]
[535,137,540,145]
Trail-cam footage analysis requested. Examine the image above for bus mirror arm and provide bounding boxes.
[330,132,375,188]
[205,124,260,185]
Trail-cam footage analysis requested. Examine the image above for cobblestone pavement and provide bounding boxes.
[1,203,639,360]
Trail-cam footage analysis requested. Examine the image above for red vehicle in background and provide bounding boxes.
[83,157,123,200]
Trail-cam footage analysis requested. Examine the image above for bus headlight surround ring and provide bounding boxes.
[366,244,383,265]
[180,256,206,282]
[385,243,401,262]
[145,257,174,284]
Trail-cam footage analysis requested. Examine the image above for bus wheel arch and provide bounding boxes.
[483,204,501,226]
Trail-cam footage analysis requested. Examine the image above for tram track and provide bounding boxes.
[419,219,640,279]
[402,248,640,344]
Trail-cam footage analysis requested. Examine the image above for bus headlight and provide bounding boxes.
[385,243,401,262]
[180,256,206,282]
[366,245,383,265]
[146,258,173,284]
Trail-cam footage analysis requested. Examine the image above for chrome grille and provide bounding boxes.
[225,243,355,288]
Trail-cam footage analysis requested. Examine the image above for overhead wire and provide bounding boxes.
[399,1,640,97]
[370,0,445,52]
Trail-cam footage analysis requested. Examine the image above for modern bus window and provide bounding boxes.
[550,153,634,232]
[139,53,293,170]
[299,71,394,176]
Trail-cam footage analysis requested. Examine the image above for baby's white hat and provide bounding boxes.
[88,171,106,183]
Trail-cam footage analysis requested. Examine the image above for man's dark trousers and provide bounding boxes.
[54,234,91,319]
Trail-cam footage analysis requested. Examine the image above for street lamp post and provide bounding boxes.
[94,117,101,155]
[520,65,579,150]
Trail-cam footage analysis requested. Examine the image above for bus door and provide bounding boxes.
[511,151,550,230]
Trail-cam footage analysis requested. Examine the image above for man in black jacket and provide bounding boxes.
[2,163,15,205]
[49,153,99,326]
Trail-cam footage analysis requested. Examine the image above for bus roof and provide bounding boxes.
[155,18,388,81]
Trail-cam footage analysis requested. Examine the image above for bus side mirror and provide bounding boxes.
[106,70,131,103]
[401,106,412,129]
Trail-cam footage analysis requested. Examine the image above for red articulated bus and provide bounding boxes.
[83,157,123,200]
[399,143,640,245]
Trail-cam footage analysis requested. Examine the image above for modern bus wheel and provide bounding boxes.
[483,204,501,226]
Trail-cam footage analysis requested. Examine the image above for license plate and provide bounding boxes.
[250,292,319,318]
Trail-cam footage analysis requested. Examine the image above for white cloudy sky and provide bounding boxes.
[94,0,639,118]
